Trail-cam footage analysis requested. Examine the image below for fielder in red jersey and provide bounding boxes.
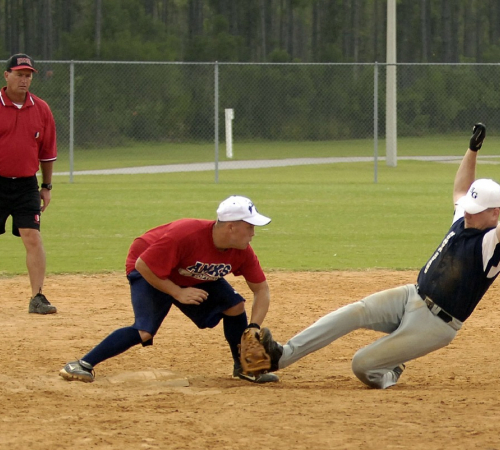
[0,53,57,315]
[60,196,279,384]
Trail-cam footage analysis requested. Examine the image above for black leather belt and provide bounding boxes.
[415,285,453,323]
[422,297,453,323]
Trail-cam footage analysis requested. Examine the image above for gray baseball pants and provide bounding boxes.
[279,284,461,389]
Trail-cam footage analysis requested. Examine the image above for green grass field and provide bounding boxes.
[2,136,499,277]
[54,135,500,171]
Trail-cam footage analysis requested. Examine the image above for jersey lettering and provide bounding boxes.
[179,261,233,281]
[423,231,455,274]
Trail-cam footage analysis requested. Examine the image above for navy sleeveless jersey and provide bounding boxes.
[417,217,500,322]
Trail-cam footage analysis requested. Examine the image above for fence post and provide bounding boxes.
[69,61,75,183]
[374,62,378,183]
[386,0,397,166]
[214,61,219,183]
[225,108,234,158]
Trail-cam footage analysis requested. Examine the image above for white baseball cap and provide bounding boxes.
[216,196,271,226]
[456,178,500,214]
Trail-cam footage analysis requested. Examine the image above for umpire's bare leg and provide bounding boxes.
[19,228,46,296]
[20,228,56,314]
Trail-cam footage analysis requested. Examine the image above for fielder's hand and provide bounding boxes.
[175,287,208,305]
[470,123,486,152]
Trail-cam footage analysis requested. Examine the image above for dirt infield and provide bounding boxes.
[2,270,500,450]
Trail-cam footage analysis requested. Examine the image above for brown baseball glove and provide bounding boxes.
[239,327,271,374]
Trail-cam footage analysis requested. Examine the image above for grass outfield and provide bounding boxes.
[54,134,500,171]
[2,152,500,277]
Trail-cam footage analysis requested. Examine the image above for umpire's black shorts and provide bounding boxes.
[0,175,41,237]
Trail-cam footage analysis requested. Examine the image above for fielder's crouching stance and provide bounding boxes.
[259,123,500,389]
[60,195,278,384]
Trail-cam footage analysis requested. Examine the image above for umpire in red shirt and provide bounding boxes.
[0,53,57,314]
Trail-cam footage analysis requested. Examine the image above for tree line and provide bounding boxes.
[1,0,500,64]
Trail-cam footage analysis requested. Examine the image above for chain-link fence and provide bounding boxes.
[15,61,500,181]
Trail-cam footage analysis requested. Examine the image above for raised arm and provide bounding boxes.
[453,123,486,204]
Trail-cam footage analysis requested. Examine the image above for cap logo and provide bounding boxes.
[471,187,478,199]
[248,203,254,214]
[16,57,33,67]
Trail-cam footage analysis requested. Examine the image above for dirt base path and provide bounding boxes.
[2,271,500,450]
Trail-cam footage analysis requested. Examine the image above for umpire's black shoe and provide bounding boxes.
[29,293,57,314]
[259,328,283,372]
[233,366,279,384]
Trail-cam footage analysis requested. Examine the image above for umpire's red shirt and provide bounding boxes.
[0,87,57,178]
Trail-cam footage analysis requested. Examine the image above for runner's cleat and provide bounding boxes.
[259,328,283,372]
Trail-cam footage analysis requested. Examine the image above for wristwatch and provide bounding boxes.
[41,183,52,190]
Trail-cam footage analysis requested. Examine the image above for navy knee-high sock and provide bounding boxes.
[223,313,248,369]
[82,326,143,367]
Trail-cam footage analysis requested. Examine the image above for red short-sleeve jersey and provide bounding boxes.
[0,87,57,177]
[125,219,266,286]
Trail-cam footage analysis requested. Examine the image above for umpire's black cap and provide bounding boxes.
[6,53,37,72]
